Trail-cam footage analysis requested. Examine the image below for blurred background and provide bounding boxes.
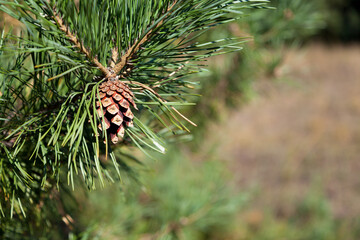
[2,0,360,239]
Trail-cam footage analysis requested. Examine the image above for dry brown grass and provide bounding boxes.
[205,43,360,219]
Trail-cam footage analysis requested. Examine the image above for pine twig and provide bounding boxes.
[51,7,111,77]
[111,1,178,78]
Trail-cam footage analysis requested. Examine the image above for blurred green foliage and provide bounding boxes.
[243,0,326,46]
[242,0,360,44]
[71,148,250,239]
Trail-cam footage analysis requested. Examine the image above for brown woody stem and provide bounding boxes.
[52,8,111,77]
[111,1,178,78]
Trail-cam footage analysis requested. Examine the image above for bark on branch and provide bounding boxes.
[111,1,178,78]
[52,8,112,77]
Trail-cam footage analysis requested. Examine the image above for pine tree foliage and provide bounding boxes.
[0,0,268,222]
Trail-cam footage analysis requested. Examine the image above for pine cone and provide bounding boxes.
[96,78,137,144]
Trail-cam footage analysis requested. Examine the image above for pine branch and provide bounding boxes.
[111,0,178,78]
[51,6,111,77]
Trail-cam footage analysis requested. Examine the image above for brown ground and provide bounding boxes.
[206,43,360,219]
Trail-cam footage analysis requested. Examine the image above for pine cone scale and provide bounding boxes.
[106,90,115,96]
[111,114,123,126]
[107,104,119,115]
[101,97,114,107]
[112,93,123,102]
